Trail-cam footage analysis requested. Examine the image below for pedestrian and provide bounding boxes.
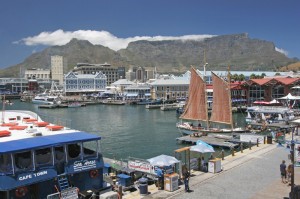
[287,164,293,184]
[182,167,190,192]
[280,160,287,183]
[155,166,164,190]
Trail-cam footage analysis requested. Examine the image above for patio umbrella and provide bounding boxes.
[147,154,180,167]
[191,139,215,153]
[190,144,215,153]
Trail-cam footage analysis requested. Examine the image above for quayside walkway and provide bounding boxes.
[127,134,299,199]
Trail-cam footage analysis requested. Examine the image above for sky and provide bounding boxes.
[0,0,299,69]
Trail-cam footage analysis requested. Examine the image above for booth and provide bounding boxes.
[164,173,179,192]
[208,158,222,173]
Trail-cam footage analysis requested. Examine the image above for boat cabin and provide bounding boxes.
[0,110,104,199]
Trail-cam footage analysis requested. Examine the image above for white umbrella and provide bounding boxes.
[147,154,180,166]
[190,144,215,153]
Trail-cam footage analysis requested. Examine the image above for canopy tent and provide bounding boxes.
[190,144,215,153]
[278,93,300,100]
[147,154,180,167]
[192,140,215,153]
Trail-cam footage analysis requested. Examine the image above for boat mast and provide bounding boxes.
[203,51,210,129]
[227,65,233,130]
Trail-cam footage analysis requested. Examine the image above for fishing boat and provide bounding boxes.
[176,67,246,135]
[0,110,106,199]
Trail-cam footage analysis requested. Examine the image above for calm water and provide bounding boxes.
[6,100,247,160]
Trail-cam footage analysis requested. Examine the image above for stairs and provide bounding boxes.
[57,174,70,191]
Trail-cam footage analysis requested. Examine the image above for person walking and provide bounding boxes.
[280,160,287,183]
[182,167,190,192]
[287,163,293,184]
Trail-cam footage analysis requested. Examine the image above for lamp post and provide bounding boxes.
[290,126,296,198]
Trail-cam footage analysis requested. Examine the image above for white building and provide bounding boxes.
[64,72,107,95]
[149,78,189,100]
[111,79,135,93]
[25,68,51,80]
[51,55,64,85]
[124,84,151,100]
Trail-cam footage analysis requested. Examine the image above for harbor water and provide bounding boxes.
[6,100,248,160]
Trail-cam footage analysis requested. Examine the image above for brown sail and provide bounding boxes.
[180,67,208,122]
[209,72,232,125]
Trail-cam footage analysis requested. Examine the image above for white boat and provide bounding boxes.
[177,67,247,135]
[0,110,106,198]
[31,94,58,105]
[245,105,295,124]
[160,103,180,111]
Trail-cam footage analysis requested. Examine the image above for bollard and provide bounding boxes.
[264,136,266,144]
[221,149,225,160]
[240,143,243,153]
[231,147,235,156]
[257,138,259,147]
[249,141,252,150]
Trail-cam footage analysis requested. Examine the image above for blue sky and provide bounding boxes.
[0,0,299,69]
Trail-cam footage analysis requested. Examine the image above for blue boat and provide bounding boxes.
[0,110,105,199]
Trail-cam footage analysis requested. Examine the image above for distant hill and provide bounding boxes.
[0,33,297,77]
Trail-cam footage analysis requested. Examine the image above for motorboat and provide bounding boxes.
[31,94,59,105]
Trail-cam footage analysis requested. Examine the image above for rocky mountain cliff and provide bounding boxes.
[0,33,297,77]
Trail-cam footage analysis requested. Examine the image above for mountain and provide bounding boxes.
[0,33,297,77]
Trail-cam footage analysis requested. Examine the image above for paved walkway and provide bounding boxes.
[127,135,299,199]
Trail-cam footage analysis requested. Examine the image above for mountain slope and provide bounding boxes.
[0,33,297,77]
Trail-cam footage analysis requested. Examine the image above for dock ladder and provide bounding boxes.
[57,174,70,191]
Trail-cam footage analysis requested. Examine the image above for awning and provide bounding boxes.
[126,93,138,97]
[0,132,101,153]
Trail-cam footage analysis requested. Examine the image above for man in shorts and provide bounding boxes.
[280,160,287,183]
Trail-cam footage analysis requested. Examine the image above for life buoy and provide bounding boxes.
[89,169,99,178]
[15,186,28,198]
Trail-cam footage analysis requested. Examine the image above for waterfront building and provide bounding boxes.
[51,55,64,85]
[124,84,151,100]
[243,76,300,103]
[149,78,189,100]
[73,62,125,86]
[25,68,51,80]
[64,71,107,96]
[111,79,135,93]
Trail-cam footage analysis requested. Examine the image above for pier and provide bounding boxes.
[176,135,238,148]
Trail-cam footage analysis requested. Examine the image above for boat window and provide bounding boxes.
[82,141,97,158]
[14,151,33,170]
[35,148,52,166]
[0,154,13,173]
[67,143,81,160]
[55,146,66,162]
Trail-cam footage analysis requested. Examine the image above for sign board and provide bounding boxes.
[60,187,78,199]
[190,158,198,170]
[128,160,155,174]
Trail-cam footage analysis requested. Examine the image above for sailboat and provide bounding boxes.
[176,67,246,135]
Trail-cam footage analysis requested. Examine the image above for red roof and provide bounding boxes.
[274,77,299,85]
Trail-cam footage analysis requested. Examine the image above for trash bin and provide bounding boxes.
[290,185,300,199]
[267,136,272,144]
[138,177,148,195]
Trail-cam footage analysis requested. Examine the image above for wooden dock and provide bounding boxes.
[176,135,238,148]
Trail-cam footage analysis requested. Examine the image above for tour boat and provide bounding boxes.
[0,110,105,199]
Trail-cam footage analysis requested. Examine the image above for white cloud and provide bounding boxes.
[275,47,288,56]
[15,29,216,51]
